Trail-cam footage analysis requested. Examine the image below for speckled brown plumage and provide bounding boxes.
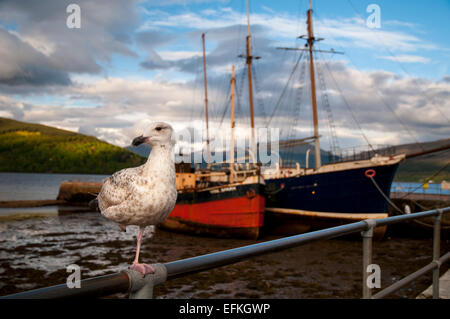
[97,123,177,228]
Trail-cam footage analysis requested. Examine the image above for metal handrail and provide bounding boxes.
[1,206,449,299]
[372,252,450,299]
[0,272,130,299]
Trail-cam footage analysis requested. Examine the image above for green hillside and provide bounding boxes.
[370,138,449,183]
[395,158,449,183]
[0,118,146,174]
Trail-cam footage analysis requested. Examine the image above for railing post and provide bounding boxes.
[361,219,376,299]
[432,209,442,299]
[126,263,167,299]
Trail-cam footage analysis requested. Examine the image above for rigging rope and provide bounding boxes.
[215,81,232,134]
[285,59,307,166]
[311,5,425,152]
[189,53,203,124]
[236,63,247,127]
[368,175,450,229]
[399,160,450,200]
[347,0,449,125]
[322,59,375,152]
[369,176,403,213]
[252,62,268,128]
[267,50,305,127]
[340,1,426,150]
[316,51,340,160]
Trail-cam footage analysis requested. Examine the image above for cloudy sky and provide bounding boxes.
[0,0,448,153]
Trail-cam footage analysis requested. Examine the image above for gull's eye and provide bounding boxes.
[155,127,162,131]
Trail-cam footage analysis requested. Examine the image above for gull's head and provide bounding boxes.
[132,122,174,147]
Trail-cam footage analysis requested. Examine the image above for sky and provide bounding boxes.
[0,0,449,153]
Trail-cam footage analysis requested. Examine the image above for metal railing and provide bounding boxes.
[1,207,449,299]
[391,182,450,200]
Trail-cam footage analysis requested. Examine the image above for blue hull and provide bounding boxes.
[265,163,400,214]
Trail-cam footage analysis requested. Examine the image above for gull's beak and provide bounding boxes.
[132,135,147,147]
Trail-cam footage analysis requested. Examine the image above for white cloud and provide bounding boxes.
[378,55,431,64]
[158,51,202,61]
[0,110,13,118]
[0,2,447,153]
[139,9,435,53]
[1,58,448,150]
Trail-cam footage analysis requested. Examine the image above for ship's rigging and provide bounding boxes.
[187,0,450,171]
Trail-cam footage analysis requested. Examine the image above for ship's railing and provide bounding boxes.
[279,144,397,168]
[328,144,396,164]
[1,207,449,299]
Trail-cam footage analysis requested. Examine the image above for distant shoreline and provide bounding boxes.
[0,170,445,183]
[0,171,112,176]
[0,199,67,208]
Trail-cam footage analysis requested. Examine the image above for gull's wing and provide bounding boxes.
[97,165,144,212]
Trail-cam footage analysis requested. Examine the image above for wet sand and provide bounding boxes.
[0,211,448,299]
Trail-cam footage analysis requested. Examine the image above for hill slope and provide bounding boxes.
[0,118,146,174]
[391,139,450,183]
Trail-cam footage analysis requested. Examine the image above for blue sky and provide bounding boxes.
[0,0,448,150]
[133,0,449,80]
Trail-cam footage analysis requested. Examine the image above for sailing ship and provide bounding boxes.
[160,31,266,239]
[164,0,407,238]
[65,0,449,239]
[164,164,265,239]
[260,0,405,236]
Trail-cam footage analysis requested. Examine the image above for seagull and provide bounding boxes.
[96,122,177,275]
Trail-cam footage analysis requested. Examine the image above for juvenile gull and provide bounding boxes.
[96,122,177,275]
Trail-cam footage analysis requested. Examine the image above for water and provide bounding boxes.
[0,172,109,201]
[1,172,446,202]
[391,182,450,196]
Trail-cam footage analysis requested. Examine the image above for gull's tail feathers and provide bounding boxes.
[88,198,99,211]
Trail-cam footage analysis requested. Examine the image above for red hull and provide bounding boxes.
[161,194,265,239]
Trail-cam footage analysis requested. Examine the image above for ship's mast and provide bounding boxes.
[277,0,343,168]
[307,0,321,169]
[201,33,211,165]
[230,65,236,183]
[245,0,257,163]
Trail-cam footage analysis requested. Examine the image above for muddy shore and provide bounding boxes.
[0,211,448,299]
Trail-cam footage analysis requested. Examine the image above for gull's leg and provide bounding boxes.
[133,228,144,264]
[129,227,154,275]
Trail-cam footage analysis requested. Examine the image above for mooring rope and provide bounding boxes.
[368,175,450,229]
[368,176,403,213]
[399,161,450,200]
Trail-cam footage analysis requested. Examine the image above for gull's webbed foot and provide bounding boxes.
[129,262,154,275]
